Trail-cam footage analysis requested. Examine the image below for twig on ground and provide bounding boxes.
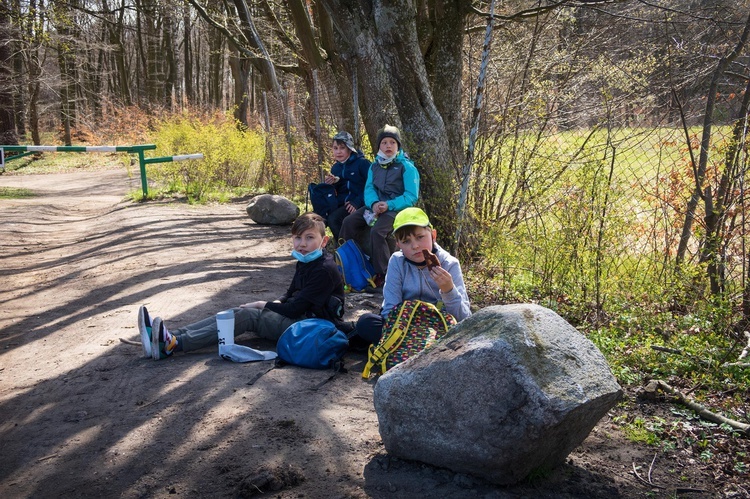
[119,337,140,346]
[647,453,657,485]
[644,380,750,435]
[631,462,665,489]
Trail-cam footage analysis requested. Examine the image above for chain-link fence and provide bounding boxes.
[258,5,749,319]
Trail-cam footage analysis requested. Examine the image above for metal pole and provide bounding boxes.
[138,149,148,197]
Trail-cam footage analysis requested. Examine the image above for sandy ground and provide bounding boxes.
[0,168,731,498]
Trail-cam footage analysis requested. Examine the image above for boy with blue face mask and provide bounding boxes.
[137,213,347,360]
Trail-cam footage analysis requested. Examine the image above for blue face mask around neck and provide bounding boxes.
[292,247,323,263]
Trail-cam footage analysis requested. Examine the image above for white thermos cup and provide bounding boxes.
[216,309,235,350]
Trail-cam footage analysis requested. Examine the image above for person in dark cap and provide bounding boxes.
[339,124,420,289]
[309,131,370,242]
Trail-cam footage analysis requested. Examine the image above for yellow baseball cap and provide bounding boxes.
[392,207,432,233]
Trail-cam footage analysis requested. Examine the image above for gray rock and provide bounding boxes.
[246,194,299,225]
[373,303,622,485]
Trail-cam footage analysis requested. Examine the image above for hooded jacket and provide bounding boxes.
[330,150,370,209]
[364,150,420,212]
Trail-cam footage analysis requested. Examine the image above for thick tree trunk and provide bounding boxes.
[228,46,250,127]
[321,0,464,238]
[421,1,468,170]
[317,13,354,135]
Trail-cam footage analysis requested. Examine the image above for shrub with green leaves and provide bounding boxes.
[149,112,265,202]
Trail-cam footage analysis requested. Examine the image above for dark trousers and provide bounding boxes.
[354,312,384,345]
[327,205,349,243]
[175,307,297,352]
[340,207,396,275]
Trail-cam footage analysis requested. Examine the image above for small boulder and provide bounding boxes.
[246,194,299,225]
[373,303,622,485]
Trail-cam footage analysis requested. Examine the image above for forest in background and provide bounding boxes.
[1,0,750,459]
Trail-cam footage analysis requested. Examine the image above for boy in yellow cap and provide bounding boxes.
[351,207,471,346]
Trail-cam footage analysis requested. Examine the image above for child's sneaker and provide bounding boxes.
[151,317,178,360]
[137,305,153,358]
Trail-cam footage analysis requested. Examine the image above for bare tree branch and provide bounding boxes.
[642,380,750,435]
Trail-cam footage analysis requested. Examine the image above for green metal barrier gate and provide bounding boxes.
[0,144,203,197]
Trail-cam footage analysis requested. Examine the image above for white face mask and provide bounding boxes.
[376,150,397,165]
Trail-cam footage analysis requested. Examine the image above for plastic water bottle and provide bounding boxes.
[216,309,235,350]
[364,209,378,227]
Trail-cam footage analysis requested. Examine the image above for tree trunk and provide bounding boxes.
[314,3,356,135]
[12,21,26,140]
[320,0,460,238]
[0,0,18,144]
[163,12,176,109]
[208,26,224,108]
[54,0,78,145]
[183,5,194,105]
[228,45,250,127]
[676,12,750,269]
[24,0,42,144]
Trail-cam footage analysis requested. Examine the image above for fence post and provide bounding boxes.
[0,143,201,199]
[138,148,148,197]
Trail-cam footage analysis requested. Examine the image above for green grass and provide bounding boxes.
[2,151,131,174]
[0,186,36,198]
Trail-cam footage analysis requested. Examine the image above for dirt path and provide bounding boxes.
[0,168,723,498]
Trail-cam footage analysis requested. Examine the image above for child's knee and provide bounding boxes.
[355,313,384,344]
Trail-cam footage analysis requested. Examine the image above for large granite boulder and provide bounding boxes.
[373,303,622,485]
[246,194,299,225]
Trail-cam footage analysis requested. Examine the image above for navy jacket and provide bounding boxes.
[331,151,370,209]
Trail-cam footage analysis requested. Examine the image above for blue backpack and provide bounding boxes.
[335,239,376,292]
[308,182,338,219]
[276,319,348,369]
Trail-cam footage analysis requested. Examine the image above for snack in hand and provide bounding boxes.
[422,249,441,270]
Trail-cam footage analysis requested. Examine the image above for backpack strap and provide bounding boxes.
[361,301,420,379]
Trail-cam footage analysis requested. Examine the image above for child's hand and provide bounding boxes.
[344,201,356,214]
[372,201,388,214]
[324,174,339,184]
[430,266,454,294]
